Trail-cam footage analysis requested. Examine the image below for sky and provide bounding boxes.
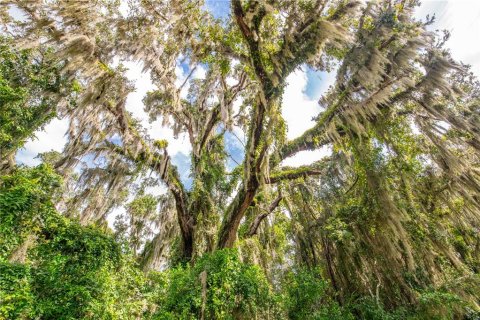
[14,1,480,175]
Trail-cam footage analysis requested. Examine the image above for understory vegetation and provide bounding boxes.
[1,0,480,319]
[2,165,479,318]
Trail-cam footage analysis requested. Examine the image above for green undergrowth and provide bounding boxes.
[1,165,479,319]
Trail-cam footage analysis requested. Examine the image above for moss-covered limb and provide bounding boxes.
[278,72,420,164]
[277,88,350,164]
[196,104,221,156]
[217,91,272,248]
[279,125,332,161]
[217,90,283,248]
[269,157,331,185]
[280,132,326,163]
[268,166,325,184]
[246,194,283,237]
[232,0,272,90]
[217,185,254,249]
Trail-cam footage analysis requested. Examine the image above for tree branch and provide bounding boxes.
[246,194,283,236]
[232,0,271,89]
[268,158,330,184]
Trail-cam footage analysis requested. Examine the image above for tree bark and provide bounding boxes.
[247,194,282,236]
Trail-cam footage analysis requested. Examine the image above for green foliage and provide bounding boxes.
[283,267,353,320]
[414,290,464,319]
[152,249,278,319]
[0,164,61,261]
[0,166,150,320]
[127,194,159,218]
[30,222,122,319]
[125,194,159,252]
[0,37,70,161]
[0,262,33,319]
[349,290,471,320]
[349,297,408,320]
[28,221,152,320]
[154,139,168,149]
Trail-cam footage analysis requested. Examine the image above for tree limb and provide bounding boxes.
[268,158,330,184]
[246,194,283,236]
[232,0,271,89]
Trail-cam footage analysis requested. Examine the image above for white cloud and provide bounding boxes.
[16,118,69,166]
[119,0,129,17]
[279,70,334,167]
[226,76,237,86]
[281,146,332,167]
[193,65,207,79]
[416,0,480,76]
[7,4,28,22]
[282,70,320,140]
[124,60,156,123]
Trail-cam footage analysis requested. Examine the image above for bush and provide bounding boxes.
[0,164,61,261]
[152,249,279,319]
[0,262,33,319]
[282,267,353,320]
[348,290,473,320]
[0,165,150,319]
[30,221,121,319]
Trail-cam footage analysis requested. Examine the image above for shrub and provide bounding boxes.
[0,262,33,319]
[152,249,279,319]
[0,164,61,261]
[282,267,354,320]
[0,165,150,319]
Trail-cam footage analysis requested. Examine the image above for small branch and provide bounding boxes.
[226,152,241,166]
[345,175,359,194]
[179,65,197,92]
[267,159,330,184]
[232,0,270,88]
[246,194,283,236]
[230,129,246,148]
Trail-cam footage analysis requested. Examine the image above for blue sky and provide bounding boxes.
[205,0,230,20]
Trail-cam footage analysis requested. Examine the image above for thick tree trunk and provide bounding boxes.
[174,200,194,261]
[168,172,195,261]
[217,187,256,248]
[217,95,270,248]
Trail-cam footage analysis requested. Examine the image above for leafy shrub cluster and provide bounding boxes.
[149,249,278,319]
[282,268,353,320]
[0,166,148,319]
[0,166,280,319]
[1,166,478,319]
[0,164,61,260]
